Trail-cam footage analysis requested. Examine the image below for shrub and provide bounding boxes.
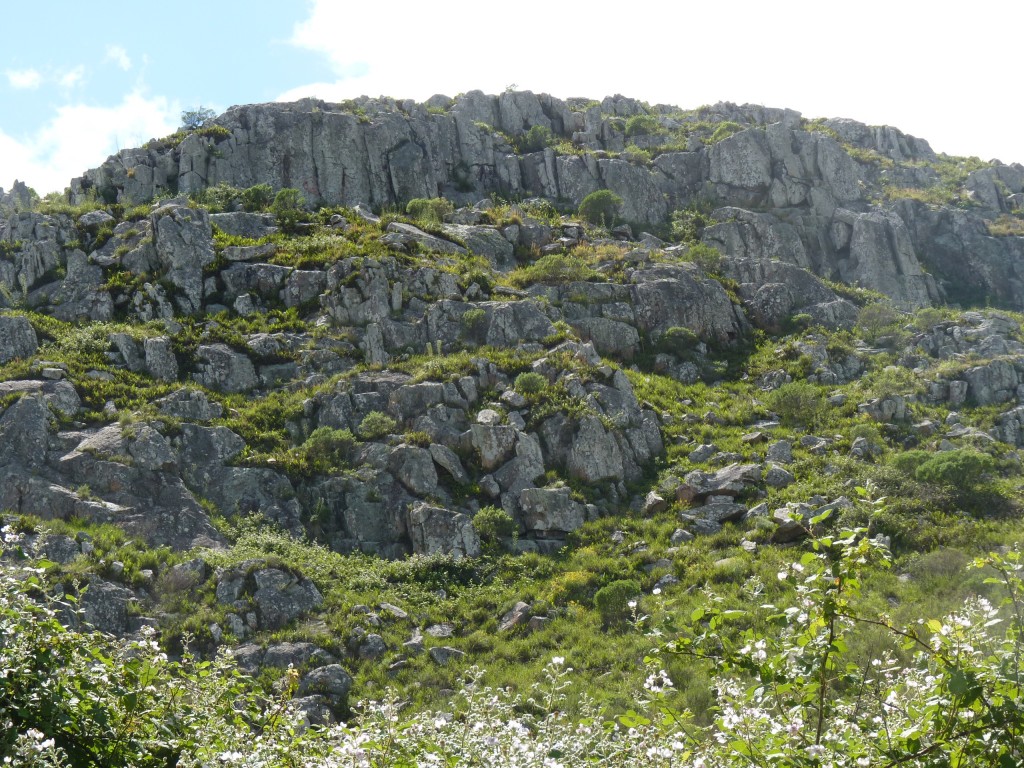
[180,106,215,130]
[270,188,306,233]
[578,189,623,227]
[857,301,902,343]
[240,183,274,212]
[460,307,488,339]
[767,380,829,428]
[658,326,700,357]
[505,254,602,287]
[358,410,397,440]
[472,506,516,551]
[513,125,554,153]
[294,427,355,475]
[624,114,662,137]
[514,371,547,395]
[670,207,713,244]
[405,197,453,226]
[682,243,723,274]
[594,579,640,626]
[915,448,997,489]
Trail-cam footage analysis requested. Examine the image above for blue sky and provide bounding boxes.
[3,1,1022,195]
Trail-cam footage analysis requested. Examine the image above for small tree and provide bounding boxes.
[578,189,623,227]
[472,506,517,553]
[358,410,397,440]
[270,188,306,233]
[240,183,274,212]
[767,380,829,429]
[180,106,216,131]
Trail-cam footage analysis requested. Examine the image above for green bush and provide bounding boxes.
[682,243,723,274]
[294,427,355,475]
[857,302,902,343]
[472,506,516,551]
[270,188,306,233]
[594,579,640,626]
[514,371,547,395]
[767,380,829,428]
[670,207,713,244]
[513,125,554,153]
[460,308,488,339]
[658,326,700,357]
[405,197,453,226]
[889,449,931,476]
[624,114,662,137]
[358,410,397,440]
[915,448,997,489]
[240,183,274,212]
[578,190,623,227]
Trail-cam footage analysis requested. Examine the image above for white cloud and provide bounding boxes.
[6,68,42,90]
[0,90,180,194]
[283,0,1024,164]
[106,45,132,72]
[58,66,85,89]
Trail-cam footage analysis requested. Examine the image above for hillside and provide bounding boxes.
[3,90,1024,765]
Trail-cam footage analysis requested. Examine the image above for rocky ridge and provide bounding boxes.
[3,91,1024,720]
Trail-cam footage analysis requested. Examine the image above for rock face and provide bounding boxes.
[0,315,38,363]
[61,91,1024,310]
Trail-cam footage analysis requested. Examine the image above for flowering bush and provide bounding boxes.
[5,496,1024,766]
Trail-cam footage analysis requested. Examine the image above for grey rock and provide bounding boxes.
[298,665,353,709]
[389,444,438,496]
[209,212,278,239]
[358,634,388,660]
[77,578,133,635]
[519,487,586,535]
[156,388,223,421]
[766,440,793,464]
[469,423,517,471]
[407,503,480,559]
[764,463,795,488]
[498,601,531,632]
[429,443,469,484]
[193,344,258,393]
[440,224,515,270]
[144,337,178,382]
[0,394,51,467]
[429,646,466,666]
[251,567,324,630]
[0,315,38,363]
[151,205,215,315]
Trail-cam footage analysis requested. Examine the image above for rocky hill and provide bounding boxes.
[67,91,1024,308]
[3,90,1024,724]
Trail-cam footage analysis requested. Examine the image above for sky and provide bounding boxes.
[1,0,1021,195]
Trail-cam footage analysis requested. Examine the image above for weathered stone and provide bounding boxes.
[251,567,324,630]
[193,344,258,393]
[407,503,480,559]
[298,665,353,710]
[429,646,466,666]
[389,444,438,496]
[0,315,38,363]
[519,487,586,535]
[498,601,531,632]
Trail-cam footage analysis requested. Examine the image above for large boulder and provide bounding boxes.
[407,503,480,559]
[0,315,38,363]
[151,204,215,314]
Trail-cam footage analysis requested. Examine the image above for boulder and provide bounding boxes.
[519,487,586,535]
[151,204,215,315]
[407,503,480,559]
[193,344,258,393]
[0,315,38,363]
[250,566,324,630]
